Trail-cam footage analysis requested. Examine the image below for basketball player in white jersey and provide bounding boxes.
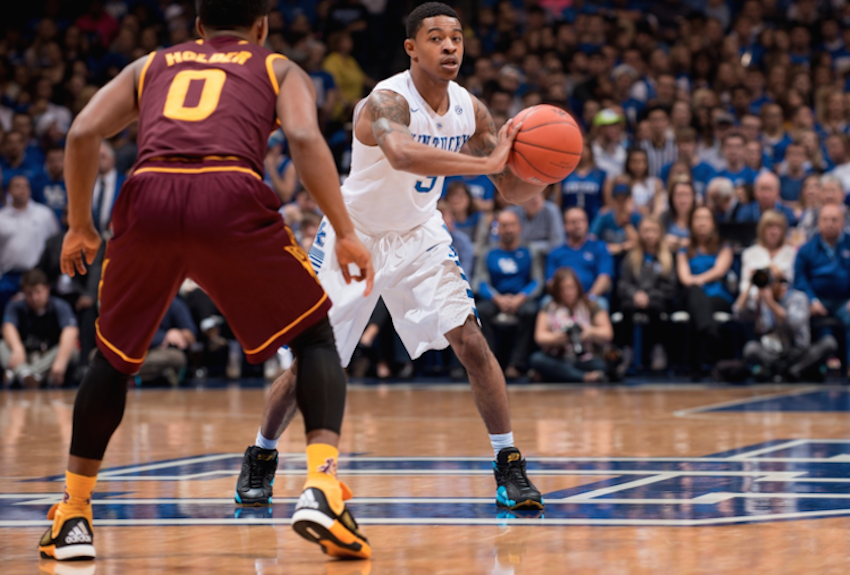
[236,2,547,517]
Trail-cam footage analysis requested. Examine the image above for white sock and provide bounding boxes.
[255,428,279,451]
[489,432,514,458]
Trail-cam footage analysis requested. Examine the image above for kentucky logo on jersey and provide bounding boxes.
[411,133,470,152]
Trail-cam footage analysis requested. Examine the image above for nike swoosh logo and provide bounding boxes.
[426,244,438,252]
[411,108,419,113]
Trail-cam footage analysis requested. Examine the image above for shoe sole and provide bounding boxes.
[39,544,96,561]
[291,509,371,559]
[497,499,545,511]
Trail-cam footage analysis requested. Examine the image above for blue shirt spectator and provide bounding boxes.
[477,246,540,300]
[31,148,67,224]
[547,208,614,294]
[560,166,606,223]
[793,224,850,303]
[443,175,496,210]
[717,165,758,187]
[735,172,797,226]
[779,173,808,203]
[591,210,642,245]
[150,297,198,349]
[0,131,42,189]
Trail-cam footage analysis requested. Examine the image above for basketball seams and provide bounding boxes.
[513,139,582,155]
[511,147,560,182]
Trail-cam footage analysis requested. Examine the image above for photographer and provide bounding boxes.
[740,267,837,381]
[734,210,797,313]
[530,268,613,383]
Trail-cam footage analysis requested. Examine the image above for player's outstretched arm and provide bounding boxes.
[61,56,144,277]
[465,95,546,205]
[358,90,516,177]
[275,61,373,295]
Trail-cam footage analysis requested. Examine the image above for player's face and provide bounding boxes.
[407,16,464,82]
[24,284,49,312]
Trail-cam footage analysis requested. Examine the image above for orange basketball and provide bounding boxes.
[507,105,583,185]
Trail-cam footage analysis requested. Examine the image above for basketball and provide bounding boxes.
[507,105,583,185]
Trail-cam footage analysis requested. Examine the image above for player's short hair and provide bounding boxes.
[196,0,270,30]
[407,2,460,39]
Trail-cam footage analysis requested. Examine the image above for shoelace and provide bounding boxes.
[506,461,532,490]
[248,458,272,489]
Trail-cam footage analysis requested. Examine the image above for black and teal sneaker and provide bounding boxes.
[235,446,278,506]
[493,447,544,510]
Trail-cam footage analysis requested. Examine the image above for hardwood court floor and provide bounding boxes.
[2,383,850,574]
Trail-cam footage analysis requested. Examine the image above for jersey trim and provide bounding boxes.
[137,51,156,101]
[243,292,329,356]
[133,166,262,180]
[96,319,147,365]
[265,54,288,96]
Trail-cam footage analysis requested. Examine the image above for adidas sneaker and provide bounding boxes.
[291,484,371,559]
[39,504,96,561]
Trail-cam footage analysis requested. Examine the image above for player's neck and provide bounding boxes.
[205,30,255,44]
[409,66,450,115]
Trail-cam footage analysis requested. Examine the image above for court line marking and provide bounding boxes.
[6,507,850,527]
[672,386,821,417]
[727,439,811,460]
[558,473,678,501]
[12,491,850,506]
[77,470,813,481]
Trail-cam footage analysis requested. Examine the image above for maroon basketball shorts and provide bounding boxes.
[95,168,331,374]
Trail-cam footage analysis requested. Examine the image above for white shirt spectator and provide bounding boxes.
[737,243,797,308]
[93,169,119,233]
[0,201,59,273]
[592,141,626,180]
[829,161,850,194]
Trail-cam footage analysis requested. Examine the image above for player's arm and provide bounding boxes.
[61,56,145,277]
[358,90,516,177]
[464,95,546,205]
[275,59,373,294]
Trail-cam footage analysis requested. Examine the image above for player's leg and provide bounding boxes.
[384,224,543,510]
[233,216,382,506]
[185,181,370,557]
[40,176,186,561]
[443,318,542,510]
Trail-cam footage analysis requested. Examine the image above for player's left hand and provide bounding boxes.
[335,233,375,297]
[61,225,102,278]
[485,119,521,175]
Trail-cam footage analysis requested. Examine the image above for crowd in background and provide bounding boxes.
[4,0,850,387]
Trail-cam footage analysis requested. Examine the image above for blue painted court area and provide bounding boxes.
[708,389,850,412]
[7,440,850,527]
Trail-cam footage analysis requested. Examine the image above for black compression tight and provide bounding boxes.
[289,317,347,435]
[69,350,130,460]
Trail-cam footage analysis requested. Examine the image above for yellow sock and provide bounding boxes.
[304,444,343,514]
[62,471,97,509]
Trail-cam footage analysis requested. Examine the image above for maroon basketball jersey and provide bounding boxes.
[133,36,283,176]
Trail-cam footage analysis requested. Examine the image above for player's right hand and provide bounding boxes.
[335,233,374,296]
[61,225,102,277]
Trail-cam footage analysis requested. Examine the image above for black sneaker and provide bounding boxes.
[234,446,278,506]
[493,447,544,510]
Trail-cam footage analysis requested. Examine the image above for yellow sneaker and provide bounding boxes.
[292,480,371,559]
[38,503,96,561]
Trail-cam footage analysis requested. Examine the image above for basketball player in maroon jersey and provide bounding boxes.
[39,0,374,562]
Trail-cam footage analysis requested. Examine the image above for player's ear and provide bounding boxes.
[404,38,416,61]
[196,18,206,39]
[256,15,269,46]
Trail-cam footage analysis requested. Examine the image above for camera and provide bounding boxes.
[751,268,773,288]
[562,320,585,356]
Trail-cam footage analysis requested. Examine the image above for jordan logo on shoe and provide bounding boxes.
[65,522,92,544]
[297,489,320,510]
[507,453,520,463]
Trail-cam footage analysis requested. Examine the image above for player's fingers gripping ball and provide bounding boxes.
[507,104,583,185]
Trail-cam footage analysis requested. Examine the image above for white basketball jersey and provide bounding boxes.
[342,71,477,233]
